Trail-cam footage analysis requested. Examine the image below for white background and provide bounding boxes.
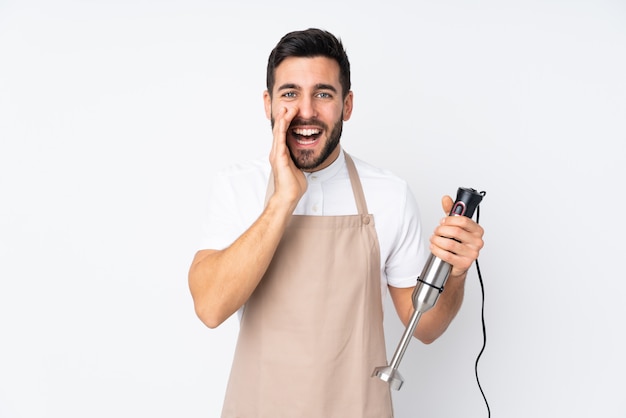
[1,0,625,417]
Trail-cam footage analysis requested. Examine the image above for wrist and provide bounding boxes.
[448,270,468,283]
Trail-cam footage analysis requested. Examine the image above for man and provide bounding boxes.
[188,28,484,417]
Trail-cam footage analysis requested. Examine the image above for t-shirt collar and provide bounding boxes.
[304,147,345,182]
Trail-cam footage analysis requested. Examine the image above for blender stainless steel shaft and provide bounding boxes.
[372,187,485,390]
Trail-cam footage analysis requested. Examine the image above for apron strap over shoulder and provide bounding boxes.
[344,153,369,216]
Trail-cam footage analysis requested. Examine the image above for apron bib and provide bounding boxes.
[221,153,393,417]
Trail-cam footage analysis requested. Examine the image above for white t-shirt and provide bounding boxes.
[200,148,429,298]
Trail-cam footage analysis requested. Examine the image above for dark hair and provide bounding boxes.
[266,28,351,99]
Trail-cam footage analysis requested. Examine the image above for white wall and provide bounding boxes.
[1,1,624,417]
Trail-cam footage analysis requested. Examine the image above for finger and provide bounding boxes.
[441,195,453,215]
[429,235,479,271]
[271,106,298,160]
[431,230,483,255]
[434,222,484,249]
[274,106,298,142]
[270,107,287,156]
[439,214,483,234]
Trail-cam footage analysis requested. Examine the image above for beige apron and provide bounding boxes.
[221,153,393,418]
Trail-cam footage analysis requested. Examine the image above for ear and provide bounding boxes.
[263,90,272,120]
[342,91,354,121]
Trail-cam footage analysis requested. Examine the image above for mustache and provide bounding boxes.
[289,118,327,130]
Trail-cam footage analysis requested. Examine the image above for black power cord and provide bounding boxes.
[473,203,490,417]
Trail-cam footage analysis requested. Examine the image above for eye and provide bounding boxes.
[282,91,297,98]
[316,92,332,99]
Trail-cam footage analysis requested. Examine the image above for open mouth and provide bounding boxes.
[291,127,322,145]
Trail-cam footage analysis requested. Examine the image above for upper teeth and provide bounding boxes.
[294,128,320,136]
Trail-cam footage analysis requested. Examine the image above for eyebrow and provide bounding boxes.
[277,83,338,93]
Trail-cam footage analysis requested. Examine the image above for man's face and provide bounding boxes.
[264,56,353,171]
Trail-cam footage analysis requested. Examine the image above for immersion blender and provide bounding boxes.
[373,187,485,390]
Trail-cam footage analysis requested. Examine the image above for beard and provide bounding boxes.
[271,114,344,171]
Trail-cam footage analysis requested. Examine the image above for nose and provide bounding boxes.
[296,95,317,120]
